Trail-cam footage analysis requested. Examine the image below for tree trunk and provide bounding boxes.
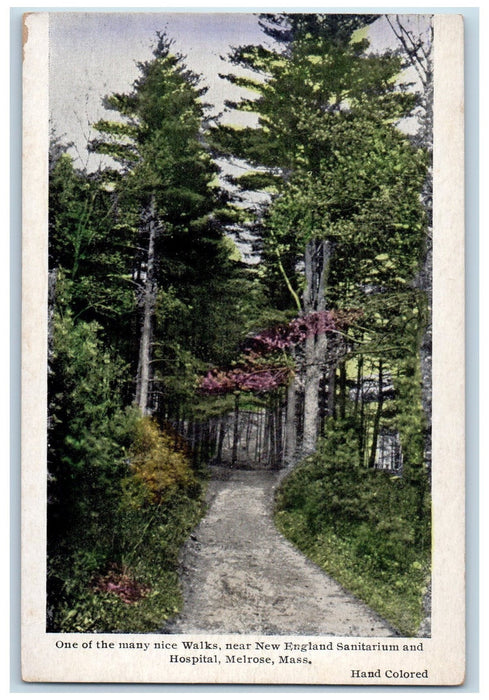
[338,361,347,420]
[268,402,277,468]
[135,196,158,415]
[201,420,210,464]
[353,355,363,418]
[319,369,328,436]
[301,238,333,456]
[231,393,240,465]
[192,421,202,467]
[216,415,226,463]
[368,360,384,469]
[302,333,321,455]
[327,366,336,418]
[359,381,365,466]
[285,374,298,466]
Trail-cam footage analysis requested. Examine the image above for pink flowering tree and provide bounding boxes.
[199,309,357,466]
[200,309,354,397]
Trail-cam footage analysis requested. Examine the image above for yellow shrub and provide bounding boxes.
[129,416,196,504]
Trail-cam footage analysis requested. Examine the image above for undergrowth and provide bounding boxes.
[274,420,431,637]
[47,415,207,633]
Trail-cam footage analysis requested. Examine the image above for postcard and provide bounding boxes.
[21,10,465,685]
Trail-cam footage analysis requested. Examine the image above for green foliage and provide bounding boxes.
[275,509,429,636]
[213,15,427,329]
[49,489,205,633]
[49,153,136,311]
[47,307,207,633]
[257,13,379,46]
[215,25,418,171]
[47,362,207,632]
[49,150,138,366]
[275,416,431,635]
[48,307,135,545]
[47,307,138,628]
[92,33,221,223]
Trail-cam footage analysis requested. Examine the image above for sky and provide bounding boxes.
[49,12,268,169]
[49,11,431,171]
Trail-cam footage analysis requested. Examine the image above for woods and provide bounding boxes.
[47,14,432,635]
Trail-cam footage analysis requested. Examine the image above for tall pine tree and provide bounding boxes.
[91,33,251,416]
[213,14,427,457]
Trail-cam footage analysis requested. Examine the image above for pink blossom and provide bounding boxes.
[199,309,359,397]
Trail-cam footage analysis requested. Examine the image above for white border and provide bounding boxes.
[20,9,466,686]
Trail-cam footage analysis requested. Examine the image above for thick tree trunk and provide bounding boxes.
[301,238,332,456]
[302,333,321,455]
[135,197,158,415]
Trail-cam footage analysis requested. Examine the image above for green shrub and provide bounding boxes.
[275,417,431,635]
[47,315,206,632]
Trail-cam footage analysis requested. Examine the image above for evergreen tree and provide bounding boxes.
[214,14,427,456]
[91,33,251,416]
[49,149,137,361]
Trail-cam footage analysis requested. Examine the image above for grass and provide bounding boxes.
[274,508,430,637]
[55,568,184,633]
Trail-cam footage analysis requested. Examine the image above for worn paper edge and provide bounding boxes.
[20,11,465,685]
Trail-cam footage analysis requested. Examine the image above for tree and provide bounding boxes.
[257,12,379,45]
[213,14,427,456]
[385,14,434,478]
[91,33,246,416]
[46,300,136,624]
[49,149,137,352]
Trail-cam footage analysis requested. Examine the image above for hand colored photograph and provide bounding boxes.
[45,11,434,641]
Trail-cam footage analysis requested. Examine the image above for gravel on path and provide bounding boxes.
[162,465,398,636]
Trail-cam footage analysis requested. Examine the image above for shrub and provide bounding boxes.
[127,416,199,504]
[275,415,431,634]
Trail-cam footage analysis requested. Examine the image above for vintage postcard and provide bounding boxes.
[21,10,465,685]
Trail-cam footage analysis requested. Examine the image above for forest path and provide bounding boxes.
[162,465,397,636]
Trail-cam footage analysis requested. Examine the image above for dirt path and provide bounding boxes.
[162,465,398,636]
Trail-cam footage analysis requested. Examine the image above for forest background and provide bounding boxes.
[46,11,434,637]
